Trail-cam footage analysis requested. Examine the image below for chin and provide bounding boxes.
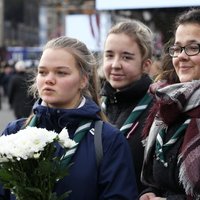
[42,98,56,104]
[179,78,192,83]
[111,82,126,90]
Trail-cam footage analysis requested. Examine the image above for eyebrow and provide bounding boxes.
[105,50,135,56]
[175,40,199,45]
[122,51,135,56]
[38,66,69,69]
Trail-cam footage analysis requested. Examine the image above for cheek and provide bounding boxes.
[126,63,142,75]
[172,59,178,71]
[193,57,200,67]
[102,63,110,77]
[62,77,81,90]
[194,58,200,77]
[36,76,42,90]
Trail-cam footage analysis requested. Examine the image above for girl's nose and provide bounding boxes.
[177,49,189,60]
[45,73,56,84]
[111,58,122,69]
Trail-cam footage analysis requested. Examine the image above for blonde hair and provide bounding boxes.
[106,20,153,62]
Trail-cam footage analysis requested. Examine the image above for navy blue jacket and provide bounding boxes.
[1,97,138,200]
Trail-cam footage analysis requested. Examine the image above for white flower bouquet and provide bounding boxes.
[0,126,77,200]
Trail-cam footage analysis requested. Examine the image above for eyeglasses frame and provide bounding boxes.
[168,43,200,58]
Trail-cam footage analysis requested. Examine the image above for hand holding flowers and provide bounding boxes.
[0,126,77,200]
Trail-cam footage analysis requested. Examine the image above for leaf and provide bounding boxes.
[0,168,13,183]
[12,186,41,200]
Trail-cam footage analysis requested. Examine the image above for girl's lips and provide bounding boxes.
[180,65,191,68]
[110,73,124,77]
[42,88,55,94]
[110,74,125,81]
[179,66,191,71]
[43,87,54,91]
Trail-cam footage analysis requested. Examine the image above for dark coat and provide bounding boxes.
[1,97,138,200]
[8,71,35,119]
[140,117,187,199]
[101,74,153,193]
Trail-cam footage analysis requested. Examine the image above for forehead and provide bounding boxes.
[175,24,200,44]
[39,48,76,66]
[104,33,138,52]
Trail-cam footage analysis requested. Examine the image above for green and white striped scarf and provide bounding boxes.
[155,119,191,167]
[28,115,92,166]
[120,93,153,137]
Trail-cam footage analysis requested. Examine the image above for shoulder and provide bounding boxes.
[101,121,128,146]
[1,118,26,135]
[102,121,119,135]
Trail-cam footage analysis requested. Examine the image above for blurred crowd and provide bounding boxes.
[0,60,35,119]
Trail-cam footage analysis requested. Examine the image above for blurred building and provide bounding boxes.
[4,0,39,46]
[39,0,95,46]
[0,0,96,62]
[1,0,95,47]
[0,0,198,60]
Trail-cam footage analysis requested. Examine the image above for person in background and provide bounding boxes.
[1,36,138,200]
[8,60,35,119]
[140,8,200,200]
[100,19,154,193]
[0,62,14,97]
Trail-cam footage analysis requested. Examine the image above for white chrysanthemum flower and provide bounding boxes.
[58,128,77,148]
[0,126,72,199]
[33,152,41,159]
[0,134,18,162]
[0,127,58,161]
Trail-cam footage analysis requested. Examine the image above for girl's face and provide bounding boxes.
[173,24,200,82]
[36,48,87,109]
[103,33,150,90]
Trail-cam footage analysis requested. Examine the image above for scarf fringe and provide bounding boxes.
[179,158,194,196]
[179,143,200,197]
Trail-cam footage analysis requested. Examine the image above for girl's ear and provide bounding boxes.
[142,59,152,74]
[80,75,88,89]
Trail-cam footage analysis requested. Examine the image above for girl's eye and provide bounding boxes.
[38,70,47,76]
[122,56,133,60]
[105,53,113,58]
[57,71,68,76]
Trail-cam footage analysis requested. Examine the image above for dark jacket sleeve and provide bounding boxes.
[167,195,186,200]
[99,124,138,200]
[1,118,25,136]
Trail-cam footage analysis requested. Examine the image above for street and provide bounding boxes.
[0,96,15,132]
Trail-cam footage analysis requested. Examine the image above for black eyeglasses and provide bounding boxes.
[168,43,200,58]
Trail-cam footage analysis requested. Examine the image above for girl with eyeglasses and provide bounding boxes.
[139,8,200,200]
